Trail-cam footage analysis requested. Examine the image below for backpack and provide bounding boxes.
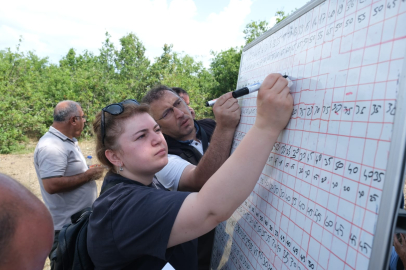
[54,207,93,270]
[51,180,122,270]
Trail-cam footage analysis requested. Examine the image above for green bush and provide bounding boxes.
[0,34,217,153]
[0,19,272,153]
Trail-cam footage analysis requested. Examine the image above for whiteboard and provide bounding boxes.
[211,0,406,269]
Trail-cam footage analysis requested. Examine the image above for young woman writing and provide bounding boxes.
[87,73,293,269]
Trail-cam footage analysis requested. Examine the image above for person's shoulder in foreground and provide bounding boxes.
[0,173,54,270]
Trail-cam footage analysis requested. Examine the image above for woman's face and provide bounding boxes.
[115,113,168,178]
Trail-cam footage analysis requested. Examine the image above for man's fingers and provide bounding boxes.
[231,103,241,112]
[214,92,234,107]
[223,96,239,109]
[228,106,241,114]
[394,235,400,247]
[223,98,239,109]
[395,234,403,247]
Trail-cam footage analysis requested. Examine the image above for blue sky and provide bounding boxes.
[0,0,309,67]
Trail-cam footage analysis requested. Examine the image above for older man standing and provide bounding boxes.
[34,100,103,268]
[142,86,240,270]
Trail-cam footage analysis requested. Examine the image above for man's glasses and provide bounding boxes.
[101,99,139,145]
[157,98,184,121]
[74,115,86,120]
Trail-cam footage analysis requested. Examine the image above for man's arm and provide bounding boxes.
[42,167,104,194]
[394,233,406,268]
[168,73,293,247]
[178,92,240,192]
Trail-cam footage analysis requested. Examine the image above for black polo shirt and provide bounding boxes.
[87,172,198,270]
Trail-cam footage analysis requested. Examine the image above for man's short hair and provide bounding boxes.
[172,87,188,96]
[0,203,17,265]
[53,100,81,122]
[141,85,177,105]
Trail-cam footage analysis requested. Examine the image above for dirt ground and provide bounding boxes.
[0,139,103,270]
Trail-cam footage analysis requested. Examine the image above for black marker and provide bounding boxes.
[206,75,291,107]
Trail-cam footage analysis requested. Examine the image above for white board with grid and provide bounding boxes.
[211,0,406,269]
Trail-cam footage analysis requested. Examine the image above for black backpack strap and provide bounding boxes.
[100,180,123,195]
[200,126,209,153]
[70,207,92,223]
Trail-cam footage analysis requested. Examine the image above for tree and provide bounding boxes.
[151,44,217,119]
[209,47,242,99]
[150,44,176,84]
[275,9,298,24]
[115,33,151,100]
[275,10,288,24]
[99,32,116,75]
[243,20,270,45]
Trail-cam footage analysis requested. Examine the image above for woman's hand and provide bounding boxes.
[255,73,293,135]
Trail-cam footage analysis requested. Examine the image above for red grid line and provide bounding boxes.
[242,129,391,147]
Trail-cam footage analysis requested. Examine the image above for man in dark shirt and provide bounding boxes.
[142,86,241,269]
[142,86,240,192]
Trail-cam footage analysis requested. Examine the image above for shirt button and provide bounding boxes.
[195,143,198,145]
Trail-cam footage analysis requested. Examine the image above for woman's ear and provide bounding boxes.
[105,149,122,167]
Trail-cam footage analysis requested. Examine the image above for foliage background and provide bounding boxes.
[0,17,289,153]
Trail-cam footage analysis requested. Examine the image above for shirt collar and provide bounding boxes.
[104,171,153,188]
[177,121,199,145]
[48,126,76,143]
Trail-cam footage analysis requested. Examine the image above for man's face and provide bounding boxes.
[179,93,190,105]
[73,106,86,138]
[149,91,195,141]
[178,93,195,119]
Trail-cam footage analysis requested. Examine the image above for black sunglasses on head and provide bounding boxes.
[101,99,139,145]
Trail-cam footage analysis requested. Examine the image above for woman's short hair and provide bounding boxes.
[93,103,150,171]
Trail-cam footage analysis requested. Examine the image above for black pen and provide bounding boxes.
[206,75,292,107]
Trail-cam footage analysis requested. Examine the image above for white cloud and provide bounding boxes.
[268,16,278,29]
[0,0,253,67]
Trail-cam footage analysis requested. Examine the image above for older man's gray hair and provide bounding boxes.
[53,100,81,122]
